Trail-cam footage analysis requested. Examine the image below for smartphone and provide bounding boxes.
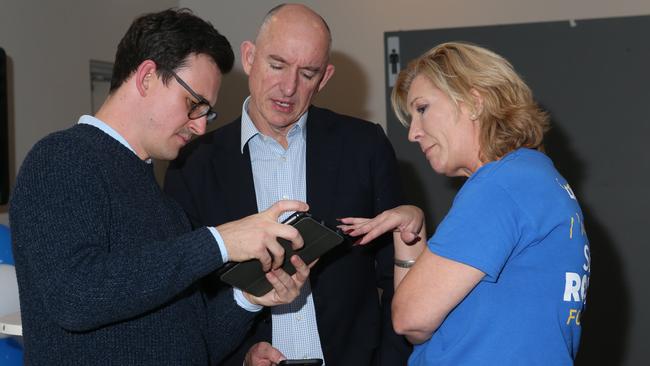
[278,359,323,366]
[282,210,310,225]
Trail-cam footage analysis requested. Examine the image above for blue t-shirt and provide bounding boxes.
[410,148,590,366]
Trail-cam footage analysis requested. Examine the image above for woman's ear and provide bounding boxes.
[469,88,484,120]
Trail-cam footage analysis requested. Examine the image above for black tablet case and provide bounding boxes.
[220,214,344,296]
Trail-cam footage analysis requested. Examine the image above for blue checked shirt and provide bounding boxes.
[241,97,326,363]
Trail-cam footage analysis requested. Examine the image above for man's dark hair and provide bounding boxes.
[109,8,234,92]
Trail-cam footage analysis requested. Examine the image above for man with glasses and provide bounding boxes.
[169,70,218,123]
[9,8,311,366]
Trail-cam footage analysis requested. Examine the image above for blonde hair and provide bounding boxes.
[391,42,549,162]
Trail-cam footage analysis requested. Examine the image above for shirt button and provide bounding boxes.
[282,195,289,200]
[280,156,287,161]
[296,315,303,321]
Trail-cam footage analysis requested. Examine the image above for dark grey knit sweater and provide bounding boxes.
[10,124,255,365]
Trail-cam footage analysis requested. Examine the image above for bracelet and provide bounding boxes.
[394,258,416,268]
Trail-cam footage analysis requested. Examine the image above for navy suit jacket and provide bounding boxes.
[165,106,411,365]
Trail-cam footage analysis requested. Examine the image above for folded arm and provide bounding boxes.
[392,250,484,344]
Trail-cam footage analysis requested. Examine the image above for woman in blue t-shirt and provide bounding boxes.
[340,42,589,365]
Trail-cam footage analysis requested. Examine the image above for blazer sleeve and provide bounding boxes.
[368,124,413,364]
[164,152,204,229]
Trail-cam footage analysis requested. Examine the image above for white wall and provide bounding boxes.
[180,0,650,131]
[0,0,177,224]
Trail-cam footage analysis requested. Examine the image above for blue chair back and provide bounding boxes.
[0,224,12,265]
[0,338,23,365]
[0,224,23,365]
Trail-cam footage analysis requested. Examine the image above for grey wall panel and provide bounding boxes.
[385,15,650,366]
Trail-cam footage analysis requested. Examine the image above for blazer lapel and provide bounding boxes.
[210,120,259,220]
[210,111,344,222]
[306,107,343,225]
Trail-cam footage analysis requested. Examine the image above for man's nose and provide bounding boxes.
[188,117,207,136]
[280,71,298,96]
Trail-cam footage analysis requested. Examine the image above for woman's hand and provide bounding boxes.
[338,205,425,245]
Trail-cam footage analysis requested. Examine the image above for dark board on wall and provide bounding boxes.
[385,15,650,366]
[0,47,8,205]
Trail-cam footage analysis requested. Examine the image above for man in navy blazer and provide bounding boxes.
[165,4,410,365]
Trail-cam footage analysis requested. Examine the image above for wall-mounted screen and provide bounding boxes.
[0,47,8,205]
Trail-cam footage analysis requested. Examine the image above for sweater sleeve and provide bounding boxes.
[10,135,225,332]
[200,285,258,364]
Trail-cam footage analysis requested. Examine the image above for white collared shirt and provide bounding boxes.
[240,98,325,362]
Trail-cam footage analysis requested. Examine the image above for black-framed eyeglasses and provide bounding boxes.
[169,70,218,123]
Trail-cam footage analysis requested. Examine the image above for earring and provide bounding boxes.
[470,113,477,120]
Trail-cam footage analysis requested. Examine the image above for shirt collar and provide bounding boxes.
[78,115,151,163]
[240,96,308,153]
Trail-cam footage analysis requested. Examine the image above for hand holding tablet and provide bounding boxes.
[220,212,344,296]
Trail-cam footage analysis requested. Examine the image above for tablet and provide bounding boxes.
[219,212,344,297]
